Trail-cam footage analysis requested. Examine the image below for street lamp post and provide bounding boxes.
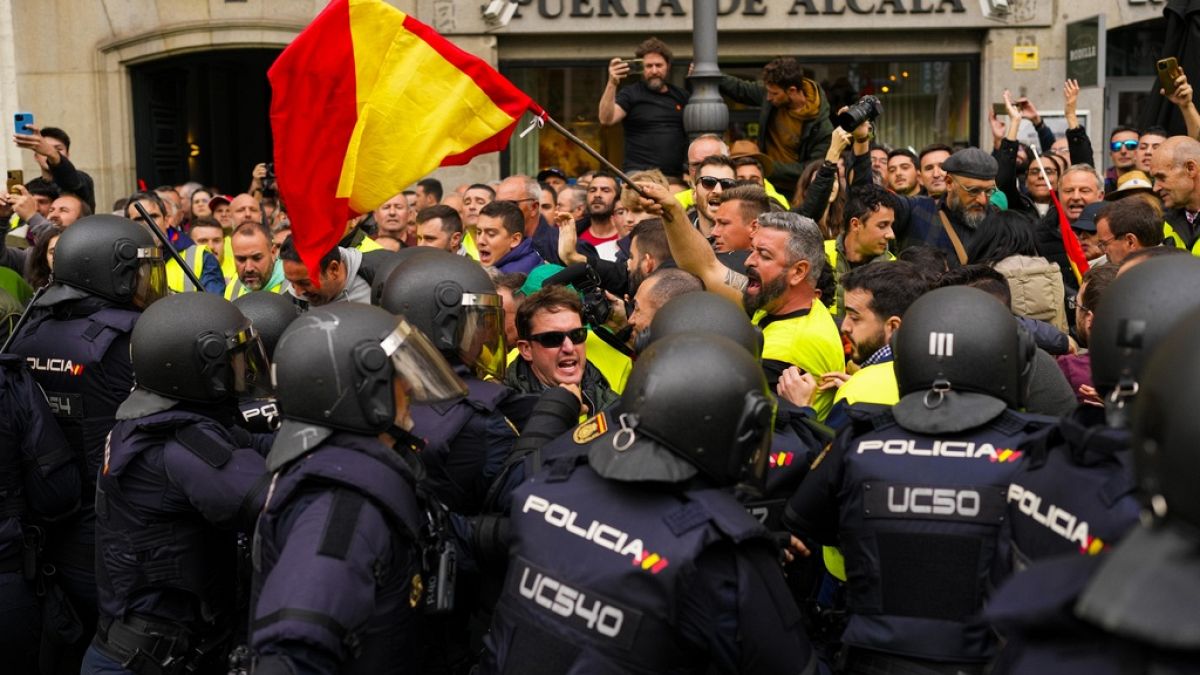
[683,0,727,139]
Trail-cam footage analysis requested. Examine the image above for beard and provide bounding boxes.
[644,75,665,90]
[590,199,615,221]
[742,268,788,315]
[948,190,987,230]
[848,331,885,363]
[629,265,647,295]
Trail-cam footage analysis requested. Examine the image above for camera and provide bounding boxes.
[544,263,611,328]
[261,162,278,199]
[836,95,883,132]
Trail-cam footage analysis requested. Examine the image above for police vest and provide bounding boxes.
[94,410,248,626]
[166,245,208,293]
[251,433,423,673]
[1006,418,1138,568]
[409,375,513,515]
[747,409,832,530]
[485,458,772,674]
[834,361,899,407]
[11,305,139,484]
[834,406,1048,663]
[224,276,286,301]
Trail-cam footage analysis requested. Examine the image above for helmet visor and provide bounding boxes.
[381,318,469,404]
[228,325,274,398]
[738,393,777,491]
[132,247,168,309]
[458,292,507,381]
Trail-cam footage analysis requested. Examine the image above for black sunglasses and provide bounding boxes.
[698,176,738,190]
[1110,140,1138,152]
[526,327,588,348]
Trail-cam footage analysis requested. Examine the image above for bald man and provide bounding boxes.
[229,193,262,229]
[1151,136,1200,255]
[496,174,564,265]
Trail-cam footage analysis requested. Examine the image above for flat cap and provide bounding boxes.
[942,147,998,181]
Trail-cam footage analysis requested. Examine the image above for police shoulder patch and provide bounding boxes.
[572,412,608,444]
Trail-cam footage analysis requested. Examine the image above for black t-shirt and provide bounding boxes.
[615,81,689,177]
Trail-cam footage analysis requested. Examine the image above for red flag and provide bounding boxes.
[1049,189,1090,284]
[268,0,543,280]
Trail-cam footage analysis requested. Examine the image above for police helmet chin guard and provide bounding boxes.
[272,303,467,436]
[52,215,167,307]
[129,293,271,405]
[1089,256,1200,429]
[892,286,1032,435]
[587,333,775,489]
[1131,309,1200,534]
[379,250,507,380]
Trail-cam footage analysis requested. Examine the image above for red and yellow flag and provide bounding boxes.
[268,0,542,276]
[1049,189,1090,284]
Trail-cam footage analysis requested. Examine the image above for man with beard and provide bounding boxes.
[626,267,702,346]
[626,217,674,293]
[578,172,622,261]
[886,148,921,196]
[226,221,288,298]
[688,155,737,238]
[874,146,999,265]
[599,37,689,178]
[743,211,844,420]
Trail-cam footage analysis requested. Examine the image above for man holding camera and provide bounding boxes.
[599,37,689,179]
[719,57,833,202]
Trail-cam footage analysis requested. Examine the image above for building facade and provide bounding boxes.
[0,0,1170,208]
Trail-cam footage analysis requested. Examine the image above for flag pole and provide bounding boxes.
[539,115,651,199]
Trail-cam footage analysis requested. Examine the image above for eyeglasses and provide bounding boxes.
[698,176,738,190]
[526,326,588,348]
[1096,236,1116,251]
[1110,140,1139,152]
[950,177,997,199]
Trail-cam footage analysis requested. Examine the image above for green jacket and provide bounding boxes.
[719,74,834,199]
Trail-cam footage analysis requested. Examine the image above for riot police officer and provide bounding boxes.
[987,307,1200,673]
[231,291,301,433]
[379,250,517,515]
[7,214,167,673]
[82,292,274,674]
[783,286,1052,673]
[0,353,80,671]
[250,303,469,674]
[1004,256,1200,567]
[479,332,818,674]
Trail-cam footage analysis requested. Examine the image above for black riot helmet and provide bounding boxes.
[232,291,301,359]
[128,293,271,404]
[642,291,763,357]
[1131,308,1200,531]
[53,214,167,307]
[361,247,437,306]
[272,302,467,436]
[893,286,1035,434]
[378,250,506,380]
[1090,256,1200,426]
[588,333,775,490]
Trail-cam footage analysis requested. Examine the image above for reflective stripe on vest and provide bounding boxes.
[166,245,206,293]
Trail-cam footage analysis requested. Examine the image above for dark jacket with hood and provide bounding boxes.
[503,356,618,418]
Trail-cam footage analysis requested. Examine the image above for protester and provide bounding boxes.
[598,37,689,177]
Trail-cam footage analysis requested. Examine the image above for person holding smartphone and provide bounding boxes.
[598,37,690,179]
[11,119,95,212]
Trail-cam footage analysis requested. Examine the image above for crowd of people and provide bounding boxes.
[1,34,1200,675]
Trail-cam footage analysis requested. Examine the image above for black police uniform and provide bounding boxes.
[0,354,81,670]
[1005,405,1139,568]
[251,430,426,675]
[87,407,271,673]
[479,437,816,675]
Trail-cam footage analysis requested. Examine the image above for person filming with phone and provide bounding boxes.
[598,37,690,179]
[11,116,95,212]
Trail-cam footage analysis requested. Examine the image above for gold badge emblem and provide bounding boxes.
[572,412,608,444]
[409,574,423,608]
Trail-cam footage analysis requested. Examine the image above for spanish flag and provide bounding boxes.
[1049,189,1090,284]
[269,0,542,276]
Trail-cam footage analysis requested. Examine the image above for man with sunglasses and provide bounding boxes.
[82,293,274,674]
[1106,126,1140,193]
[688,155,738,238]
[505,285,618,418]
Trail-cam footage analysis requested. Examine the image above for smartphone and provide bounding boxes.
[13,112,33,135]
[5,170,22,194]
[626,58,644,75]
[1158,57,1183,95]
[993,102,1009,116]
